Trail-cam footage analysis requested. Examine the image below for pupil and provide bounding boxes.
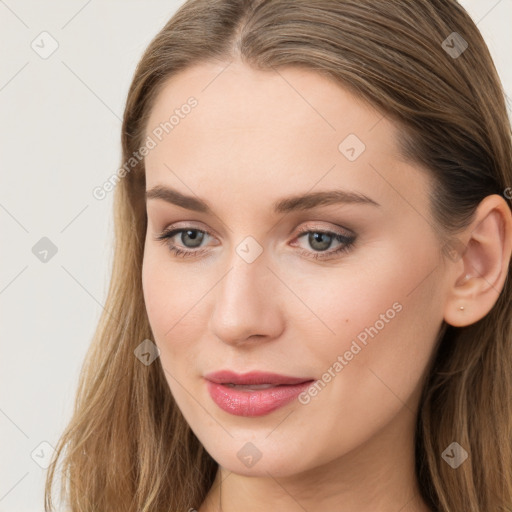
[309,232,331,251]
[183,230,204,248]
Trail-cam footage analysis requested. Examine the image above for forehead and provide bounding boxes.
[145,59,392,150]
[143,60,430,218]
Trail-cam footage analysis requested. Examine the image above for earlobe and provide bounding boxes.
[443,194,512,328]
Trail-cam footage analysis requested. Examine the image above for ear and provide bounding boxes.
[443,194,512,327]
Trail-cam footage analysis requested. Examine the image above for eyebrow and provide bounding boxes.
[145,185,380,214]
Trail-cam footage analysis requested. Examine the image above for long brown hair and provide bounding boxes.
[44,1,512,510]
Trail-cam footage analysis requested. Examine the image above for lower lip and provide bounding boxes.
[205,380,314,417]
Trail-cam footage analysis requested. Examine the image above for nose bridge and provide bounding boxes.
[208,246,282,344]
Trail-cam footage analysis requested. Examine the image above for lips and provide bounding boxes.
[204,370,316,416]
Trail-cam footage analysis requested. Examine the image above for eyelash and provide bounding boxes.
[153,225,356,261]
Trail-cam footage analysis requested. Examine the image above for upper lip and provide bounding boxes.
[204,370,315,386]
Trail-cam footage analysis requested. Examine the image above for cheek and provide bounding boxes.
[142,251,216,430]
[274,246,442,462]
[287,241,442,403]
[142,250,193,357]
[142,250,172,340]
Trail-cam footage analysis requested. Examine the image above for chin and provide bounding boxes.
[203,437,318,478]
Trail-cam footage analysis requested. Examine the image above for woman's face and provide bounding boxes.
[142,60,448,477]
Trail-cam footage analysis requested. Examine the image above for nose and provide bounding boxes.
[208,252,284,347]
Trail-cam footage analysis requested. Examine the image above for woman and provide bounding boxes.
[45,1,512,511]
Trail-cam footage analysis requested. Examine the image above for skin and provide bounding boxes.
[141,59,512,512]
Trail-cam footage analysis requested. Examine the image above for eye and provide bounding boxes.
[153,224,356,261]
[153,227,214,258]
[292,227,356,261]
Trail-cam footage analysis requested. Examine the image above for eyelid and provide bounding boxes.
[294,221,354,238]
[158,220,213,232]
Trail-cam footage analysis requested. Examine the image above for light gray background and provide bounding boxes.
[1,1,511,510]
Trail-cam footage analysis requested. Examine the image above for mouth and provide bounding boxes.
[204,370,316,417]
